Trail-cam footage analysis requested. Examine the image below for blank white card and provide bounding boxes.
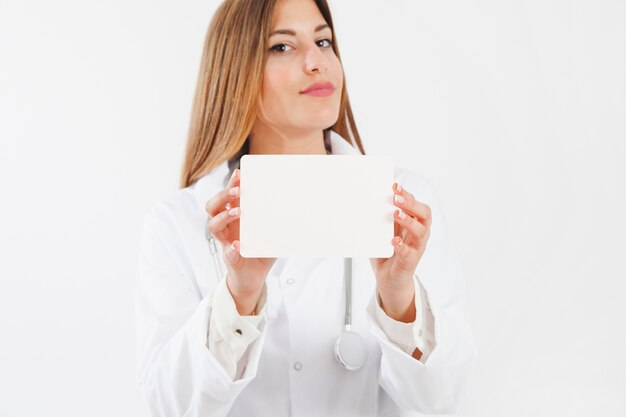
[239,154,395,258]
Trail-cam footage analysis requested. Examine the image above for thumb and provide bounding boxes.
[225,240,243,267]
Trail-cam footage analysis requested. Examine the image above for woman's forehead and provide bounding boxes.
[271,0,328,34]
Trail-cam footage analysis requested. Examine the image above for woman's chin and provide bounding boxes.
[308,108,340,126]
[301,118,338,131]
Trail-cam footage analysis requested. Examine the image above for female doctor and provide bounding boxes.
[135,0,477,415]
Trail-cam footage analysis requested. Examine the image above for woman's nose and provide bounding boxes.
[303,43,329,74]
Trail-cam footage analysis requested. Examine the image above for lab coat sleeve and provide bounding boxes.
[374,273,436,361]
[135,204,270,417]
[365,179,477,414]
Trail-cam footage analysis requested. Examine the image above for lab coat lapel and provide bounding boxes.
[328,129,361,156]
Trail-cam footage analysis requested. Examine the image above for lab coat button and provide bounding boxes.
[293,362,302,371]
[234,329,243,336]
[286,278,295,285]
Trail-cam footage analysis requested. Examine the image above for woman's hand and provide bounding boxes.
[205,168,277,315]
[369,182,432,322]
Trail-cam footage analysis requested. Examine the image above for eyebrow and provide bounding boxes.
[269,23,330,38]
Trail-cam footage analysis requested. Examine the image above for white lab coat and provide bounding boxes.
[135,130,477,416]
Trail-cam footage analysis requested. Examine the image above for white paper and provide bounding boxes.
[239,154,395,258]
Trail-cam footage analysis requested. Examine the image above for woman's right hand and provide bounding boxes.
[205,168,277,315]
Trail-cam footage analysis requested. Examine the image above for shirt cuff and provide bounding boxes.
[374,274,434,358]
[210,277,268,351]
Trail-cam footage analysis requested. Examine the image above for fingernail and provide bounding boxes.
[398,209,406,219]
[397,183,402,192]
[228,207,239,216]
[229,186,239,196]
[394,194,405,204]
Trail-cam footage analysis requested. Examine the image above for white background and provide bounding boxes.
[1,0,624,416]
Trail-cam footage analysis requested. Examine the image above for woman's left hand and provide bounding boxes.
[369,182,432,320]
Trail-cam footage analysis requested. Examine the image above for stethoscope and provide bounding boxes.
[206,229,369,371]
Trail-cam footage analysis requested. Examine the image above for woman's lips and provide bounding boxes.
[300,82,335,97]
[302,88,334,97]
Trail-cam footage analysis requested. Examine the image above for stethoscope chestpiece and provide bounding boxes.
[334,330,369,371]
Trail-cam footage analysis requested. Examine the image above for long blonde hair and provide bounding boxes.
[179,0,365,188]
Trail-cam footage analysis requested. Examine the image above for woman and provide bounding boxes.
[135,0,477,415]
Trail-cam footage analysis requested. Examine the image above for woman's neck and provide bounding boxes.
[248,125,327,155]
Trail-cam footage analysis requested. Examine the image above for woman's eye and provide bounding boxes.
[317,38,333,48]
[269,43,292,53]
[269,39,333,53]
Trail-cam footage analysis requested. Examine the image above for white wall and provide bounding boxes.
[1,0,624,415]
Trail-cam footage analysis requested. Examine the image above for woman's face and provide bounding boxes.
[256,0,343,133]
